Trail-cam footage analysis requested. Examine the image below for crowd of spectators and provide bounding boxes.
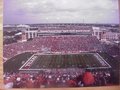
[4,69,112,88]
[3,35,101,61]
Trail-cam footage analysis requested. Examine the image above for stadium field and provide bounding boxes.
[20,53,111,71]
[3,52,34,72]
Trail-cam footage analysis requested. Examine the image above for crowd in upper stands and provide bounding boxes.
[4,69,112,88]
[3,35,101,62]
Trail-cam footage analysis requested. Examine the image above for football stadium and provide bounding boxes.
[3,0,120,88]
[3,24,120,88]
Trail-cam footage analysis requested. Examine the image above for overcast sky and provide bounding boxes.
[4,0,119,24]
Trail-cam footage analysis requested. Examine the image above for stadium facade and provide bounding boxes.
[11,24,111,42]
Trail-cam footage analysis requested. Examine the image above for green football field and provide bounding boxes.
[4,52,34,72]
[21,53,110,69]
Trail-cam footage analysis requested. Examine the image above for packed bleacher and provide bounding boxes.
[4,69,113,88]
[3,35,101,61]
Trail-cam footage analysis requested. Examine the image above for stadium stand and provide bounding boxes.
[4,69,112,88]
[3,35,101,61]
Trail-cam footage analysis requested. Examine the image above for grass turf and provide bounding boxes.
[29,53,108,69]
[4,52,34,72]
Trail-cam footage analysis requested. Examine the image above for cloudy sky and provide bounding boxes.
[4,0,119,24]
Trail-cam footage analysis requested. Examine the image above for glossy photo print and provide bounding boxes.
[3,0,120,89]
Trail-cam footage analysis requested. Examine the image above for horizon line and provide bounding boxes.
[3,22,120,25]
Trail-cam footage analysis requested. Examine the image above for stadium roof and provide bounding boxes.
[92,27,100,30]
[38,26,92,31]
